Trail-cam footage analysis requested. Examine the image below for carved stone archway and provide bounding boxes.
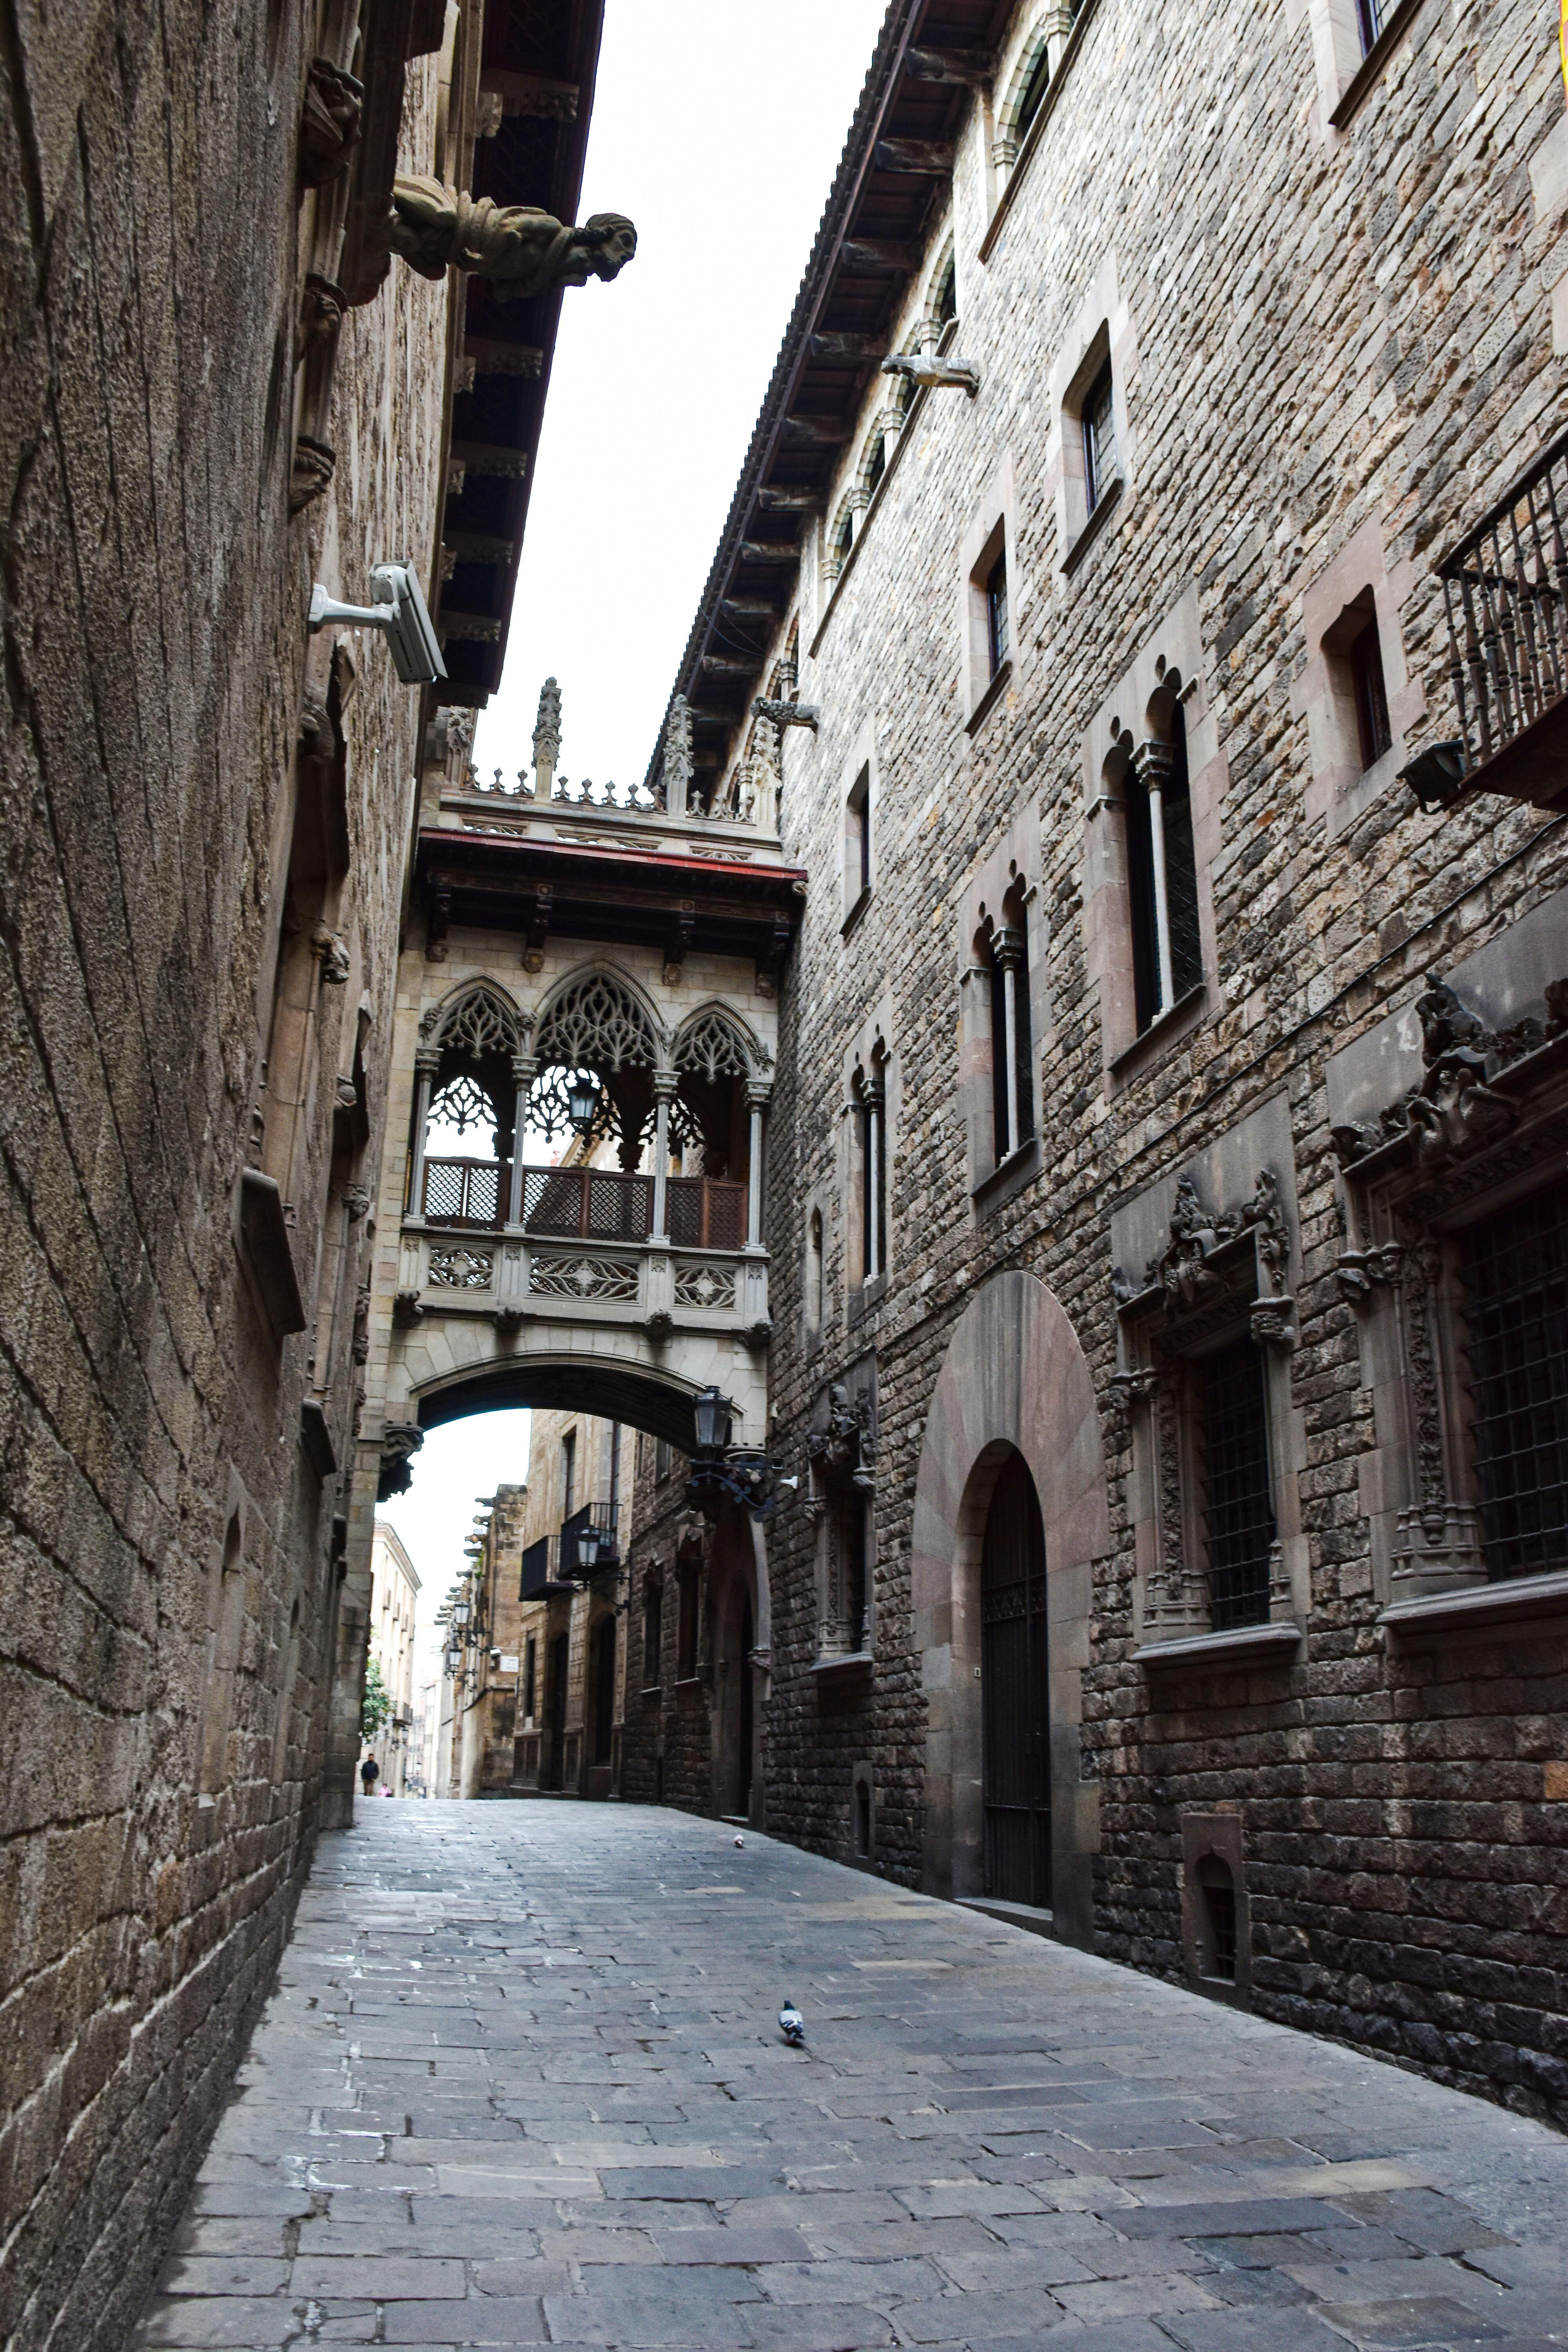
[911,1269,1110,1944]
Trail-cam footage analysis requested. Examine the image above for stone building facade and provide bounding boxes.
[367,1521,421,1792]
[0,0,619,2340]
[620,0,1568,2129]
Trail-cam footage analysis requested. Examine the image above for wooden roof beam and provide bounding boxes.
[755,486,821,512]
[840,237,922,270]
[873,136,955,174]
[737,539,802,565]
[906,46,993,86]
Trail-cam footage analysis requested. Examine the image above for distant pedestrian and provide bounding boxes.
[360,1755,379,1794]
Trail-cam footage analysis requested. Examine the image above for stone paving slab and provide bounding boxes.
[131,1804,1568,2351]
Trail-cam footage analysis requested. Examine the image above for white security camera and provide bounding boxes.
[308,560,446,685]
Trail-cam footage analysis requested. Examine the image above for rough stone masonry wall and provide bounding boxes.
[0,7,450,2345]
[746,0,1568,2126]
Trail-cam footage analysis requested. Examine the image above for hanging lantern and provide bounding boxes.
[567,1072,601,1134]
[692,1386,733,1454]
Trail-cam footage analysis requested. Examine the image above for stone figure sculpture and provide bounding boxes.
[387,178,637,298]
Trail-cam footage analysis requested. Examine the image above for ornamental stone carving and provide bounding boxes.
[387,179,637,299]
[377,1422,424,1500]
[299,57,362,188]
[1332,968,1568,1174]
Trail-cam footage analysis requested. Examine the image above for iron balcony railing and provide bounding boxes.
[519,1535,556,1600]
[419,1159,748,1247]
[1409,426,1568,811]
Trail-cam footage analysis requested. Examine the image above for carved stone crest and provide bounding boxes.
[1332,969,1568,1176]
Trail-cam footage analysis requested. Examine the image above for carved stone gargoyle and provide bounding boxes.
[751,693,819,732]
[377,1421,424,1500]
[387,179,637,299]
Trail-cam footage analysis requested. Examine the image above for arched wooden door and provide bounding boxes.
[981,1450,1051,1907]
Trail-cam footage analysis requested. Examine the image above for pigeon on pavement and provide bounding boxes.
[779,2001,806,2046]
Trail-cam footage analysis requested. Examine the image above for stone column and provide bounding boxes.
[508,1054,535,1228]
[408,1047,438,1215]
[746,1082,769,1249]
[1133,740,1176,1014]
[652,1073,675,1243]
[864,1074,884,1281]
[995,926,1025,1158]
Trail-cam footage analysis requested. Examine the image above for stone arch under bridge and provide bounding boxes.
[388,1329,768,1459]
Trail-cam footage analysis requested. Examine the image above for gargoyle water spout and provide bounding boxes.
[387,178,637,298]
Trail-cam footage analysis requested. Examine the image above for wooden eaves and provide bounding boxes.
[640,0,1014,798]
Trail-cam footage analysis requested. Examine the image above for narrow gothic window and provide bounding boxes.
[1083,363,1116,512]
[848,766,871,904]
[986,548,1009,676]
[987,911,1033,1166]
[561,1428,576,1521]
[808,1207,824,1327]
[1459,1177,1568,1582]
[1350,615,1392,769]
[1013,38,1051,144]
[1127,702,1201,1033]
[655,1435,672,1482]
[522,1635,536,1722]
[1199,1337,1276,1631]
[855,1063,886,1284]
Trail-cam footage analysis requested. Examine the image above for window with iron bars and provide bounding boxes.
[1199,1335,1277,1631]
[1459,1177,1568,1582]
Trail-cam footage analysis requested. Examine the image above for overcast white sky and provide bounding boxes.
[384,0,884,1660]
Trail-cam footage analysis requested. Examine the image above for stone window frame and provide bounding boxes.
[1108,1105,1310,1670]
[841,1002,897,1314]
[1294,517,1423,840]
[1050,253,1134,575]
[1328,950,1568,1627]
[801,1180,830,1355]
[978,0,1103,252]
[840,732,877,931]
[958,455,1019,732]
[1303,0,1429,136]
[957,807,1045,1213]
[1080,584,1223,1087]
[804,1359,878,1674]
[1181,1811,1252,2008]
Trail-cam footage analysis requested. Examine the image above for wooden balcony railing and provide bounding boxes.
[420,1158,748,1246]
[1407,426,1568,812]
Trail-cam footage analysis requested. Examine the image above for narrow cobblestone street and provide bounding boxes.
[134,1807,1568,2352]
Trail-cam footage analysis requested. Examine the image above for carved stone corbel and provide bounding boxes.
[290,274,347,512]
[426,880,452,962]
[310,923,351,985]
[392,1290,424,1329]
[1335,1241,1403,1308]
[299,58,363,189]
[1103,1368,1157,1456]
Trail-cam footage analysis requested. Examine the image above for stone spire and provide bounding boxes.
[532,676,561,798]
[660,692,694,816]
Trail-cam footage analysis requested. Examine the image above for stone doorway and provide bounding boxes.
[980,1450,1051,1908]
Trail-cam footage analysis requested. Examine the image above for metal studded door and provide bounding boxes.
[981,1451,1051,1907]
